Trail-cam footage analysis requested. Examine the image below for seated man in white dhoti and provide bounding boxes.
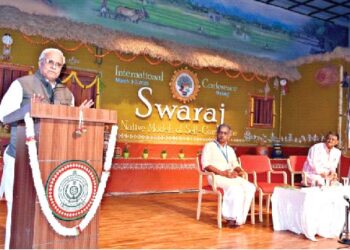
[201,124,256,227]
[303,131,341,186]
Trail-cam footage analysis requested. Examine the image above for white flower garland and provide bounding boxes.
[24,112,118,236]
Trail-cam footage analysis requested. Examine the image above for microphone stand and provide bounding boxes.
[339,203,350,244]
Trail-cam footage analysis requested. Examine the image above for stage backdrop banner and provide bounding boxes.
[0,28,281,147]
[101,57,281,145]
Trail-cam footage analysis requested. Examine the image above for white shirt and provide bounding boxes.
[0,79,74,122]
[303,142,341,175]
[201,140,240,171]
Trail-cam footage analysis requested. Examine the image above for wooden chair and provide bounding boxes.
[292,156,339,187]
[239,155,287,222]
[287,155,307,187]
[196,155,255,228]
[196,154,224,228]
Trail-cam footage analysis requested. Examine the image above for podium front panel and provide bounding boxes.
[11,117,105,248]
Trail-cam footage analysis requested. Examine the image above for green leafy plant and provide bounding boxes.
[142,147,149,159]
[123,144,129,153]
[161,149,167,159]
[178,148,185,159]
[123,145,130,158]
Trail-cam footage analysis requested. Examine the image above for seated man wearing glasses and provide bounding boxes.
[0,48,93,248]
[303,131,341,186]
[201,124,256,227]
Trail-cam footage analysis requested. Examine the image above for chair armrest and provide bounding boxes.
[270,170,287,184]
[199,170,214,177]
[202,171,220,191]
[198,170,212,190]
[241,171,248,180]
[245,171,257,186]
[290,170,303,186]
[253,172,257,186]
[302,171,313,186]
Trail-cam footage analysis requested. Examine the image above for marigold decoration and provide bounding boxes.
[61,71,101,108]
[169,68,200,104]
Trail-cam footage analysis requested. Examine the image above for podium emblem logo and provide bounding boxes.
[46,160,99,221]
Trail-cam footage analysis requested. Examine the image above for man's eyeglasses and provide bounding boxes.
[218,131,229,135]
[326,137,338,142]
[44,58,63,68]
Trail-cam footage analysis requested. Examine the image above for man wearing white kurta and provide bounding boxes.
[303,132,341,186]
[202,124,255,226]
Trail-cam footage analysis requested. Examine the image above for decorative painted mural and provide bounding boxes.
[44,0,347,61]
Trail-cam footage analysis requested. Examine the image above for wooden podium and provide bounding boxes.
[4,103,117,249]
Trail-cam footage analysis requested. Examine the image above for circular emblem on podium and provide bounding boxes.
[169,68,200,103]
[46,160,99,221]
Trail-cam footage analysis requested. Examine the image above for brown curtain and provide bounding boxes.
[0,64,32,102]
[253,98,273,125]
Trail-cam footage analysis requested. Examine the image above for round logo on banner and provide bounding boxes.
[169,68,200,103]
[45,160,99,221]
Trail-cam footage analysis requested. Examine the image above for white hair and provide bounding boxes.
[38,48,66,64]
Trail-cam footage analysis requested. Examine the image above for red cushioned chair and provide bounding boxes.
[196,154,255,228]
[239,155,287,222]
[287,155,308,187]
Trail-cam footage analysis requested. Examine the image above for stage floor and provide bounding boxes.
[0,192,346,248]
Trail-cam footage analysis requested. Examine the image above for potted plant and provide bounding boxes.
[161,149,167,159]
[178,148,185,159]
[142,148,149,159]
[114,146,122,159]
[123,144,130,159]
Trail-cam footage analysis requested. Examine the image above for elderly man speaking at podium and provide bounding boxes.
[0,48,93,249]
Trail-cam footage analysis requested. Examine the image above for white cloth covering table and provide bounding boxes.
[272,186,350,241]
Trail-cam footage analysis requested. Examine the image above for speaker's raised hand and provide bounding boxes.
[79,99,94,109]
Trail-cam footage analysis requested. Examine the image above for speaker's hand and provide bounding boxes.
[79,99,94,109]
[31,93,45,103]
